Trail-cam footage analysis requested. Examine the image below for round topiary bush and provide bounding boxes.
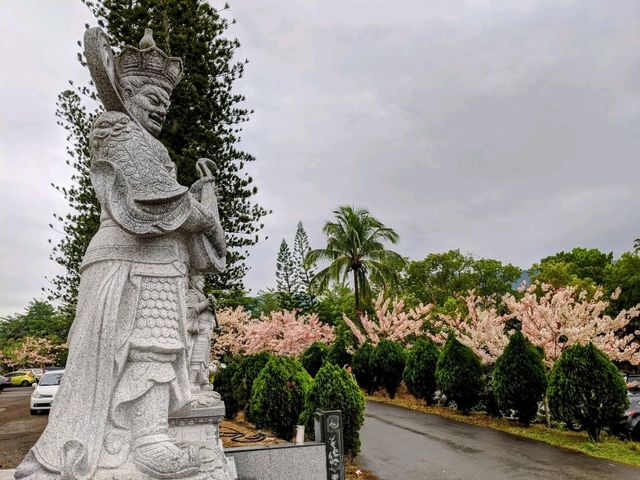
[370,339,406,399]
[493,330,547,425]
[249,356,312,440]
[435,334,484,414]
[403,337,439,404]
[547,342,628,442]
[300,342,329,377]
[352,342,377,394]
[300,363,365,457]
[232,352,272,421]
[213,357,244,420]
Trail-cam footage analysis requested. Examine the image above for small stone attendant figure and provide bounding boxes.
[186,274,220,391]
[15,28,230,480]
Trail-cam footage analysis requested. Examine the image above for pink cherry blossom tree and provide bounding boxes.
[211,307,254,358]
[238,310,335,356]
[344,293,433,347]
[504,283,640,366]
[0,337,67,369]
[432,292,509,364]
[212,308,335,358]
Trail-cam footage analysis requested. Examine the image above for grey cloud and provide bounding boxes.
[1,0,639,315]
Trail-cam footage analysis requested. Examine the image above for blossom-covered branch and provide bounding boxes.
[344,293,433,346]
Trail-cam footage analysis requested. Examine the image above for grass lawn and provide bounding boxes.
[367,388,640,468]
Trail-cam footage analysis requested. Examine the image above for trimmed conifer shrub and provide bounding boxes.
[435,334,484,414]
[249,356,312,440]
[327,331,354,368]
[300,342,329,377]
[352,342,377,394]
[300,363,365,457]
[403,337,439,404]
[547,342,628,442]
[213,357,243,420]
[493,330,547,425]
[232,352,272,421]
[370,339,406,399]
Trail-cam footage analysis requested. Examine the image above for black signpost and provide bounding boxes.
[314,410,345,480]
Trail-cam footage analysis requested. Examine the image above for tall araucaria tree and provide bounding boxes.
[275,239,297,301]
[307,206,405,312]
[293,221,316,296]
[49,0,268,315]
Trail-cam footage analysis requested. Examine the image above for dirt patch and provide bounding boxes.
[345,460,379,480]
[220,411,285,448]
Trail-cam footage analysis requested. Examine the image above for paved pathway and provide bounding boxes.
[358,401,640,480]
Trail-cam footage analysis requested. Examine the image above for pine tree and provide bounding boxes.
[435,334,484,414]
[275,239,296,308]
[493,331,547,425]
[293,221,316,294]
[547,342,628,442]
[292,221,317,311]
[48,90,100,319]
[49,0,267,314]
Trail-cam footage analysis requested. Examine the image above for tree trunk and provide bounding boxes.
[353,268,361,313]
[544,394,551,428]
[586,425,600,443]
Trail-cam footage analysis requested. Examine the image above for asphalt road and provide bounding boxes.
[0,387,46,469]
[358,401,640,480]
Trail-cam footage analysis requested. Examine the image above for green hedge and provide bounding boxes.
[547,342,628,442]
[371,339,406,399]
[326,331,355,368]
[213,357,244,420]
[249,356,312,440]
[300,342,329,377]
[493,331,547,425]
[435,334,484,414]
[352,342,377,394]
[300,363,365,457]
[403,337,439,404]
[232,352,272,422]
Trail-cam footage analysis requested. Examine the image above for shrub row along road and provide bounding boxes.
[358,401,639,479]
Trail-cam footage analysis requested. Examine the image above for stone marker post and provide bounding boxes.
[314,410,345,480]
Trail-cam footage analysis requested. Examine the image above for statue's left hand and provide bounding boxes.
[196,158,216,179]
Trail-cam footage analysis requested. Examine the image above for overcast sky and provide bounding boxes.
[1,0,639,316]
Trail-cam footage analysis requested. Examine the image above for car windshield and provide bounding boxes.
[39,373,64,386]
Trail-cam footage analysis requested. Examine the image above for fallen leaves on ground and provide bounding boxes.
[346,459,379,480]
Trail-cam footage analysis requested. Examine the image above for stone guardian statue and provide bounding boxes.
[14,27,232,480]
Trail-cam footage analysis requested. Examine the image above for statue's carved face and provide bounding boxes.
[122,83,171,136]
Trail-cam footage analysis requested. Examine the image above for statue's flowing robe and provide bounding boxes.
[16,111,206,480]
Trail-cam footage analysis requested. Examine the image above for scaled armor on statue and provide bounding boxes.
[15,27,231,480]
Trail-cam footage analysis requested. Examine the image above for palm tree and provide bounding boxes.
[307,206,405,311]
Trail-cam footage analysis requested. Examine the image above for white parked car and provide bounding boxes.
[30,369,64,415]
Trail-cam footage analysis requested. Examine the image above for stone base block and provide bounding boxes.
[226,443,327,480]
[169,401,226,450]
